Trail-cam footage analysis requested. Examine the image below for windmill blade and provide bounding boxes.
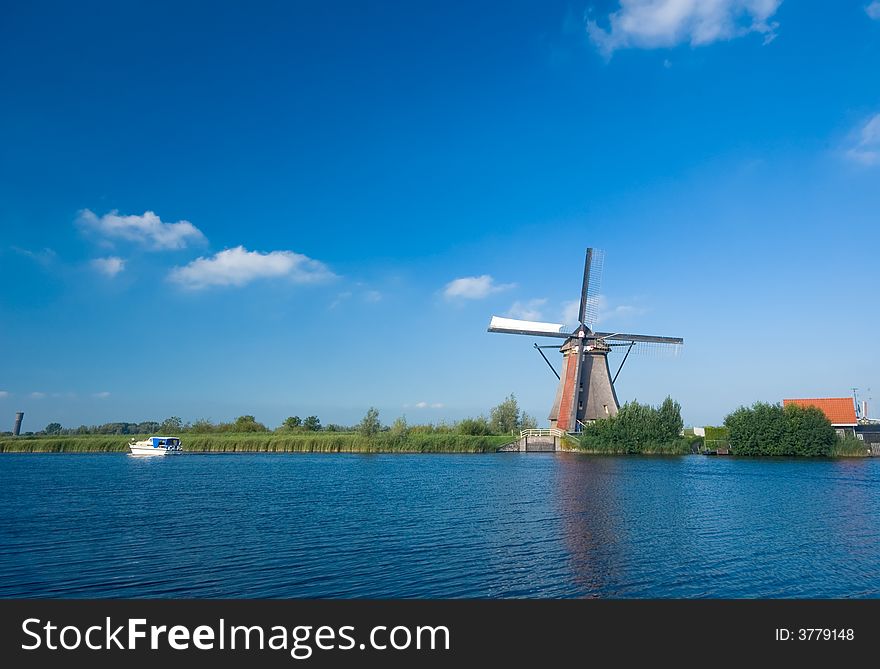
[577,248,605,328]
[488,316,569,339]
[599,333,684,359]
[592,332,683,345]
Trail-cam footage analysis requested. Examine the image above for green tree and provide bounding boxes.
[159,416,183,434]
[490,394,521,435]
[458,416,491,436]
[724,402,835,456]
[357,408,381,437]
[44,422,62,435]
[579,397,687,454]
[520,412,538,431]
[303,415,321,431]
[282,416,303,430]
[390,415,409,437]
[657,397,684,441]
[232,415,269,432]
[137,421,161,434]
[189,419,216,434]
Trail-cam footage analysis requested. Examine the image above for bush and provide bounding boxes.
[390,416,409,437]
[229,415,269,433]
[457,416,491,436]
[724,402,835,456]
[831,435,871,457]
[578,397,688,454]
[189,419,217,434]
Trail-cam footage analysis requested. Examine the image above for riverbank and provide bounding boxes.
[572,440,693,455]
[0,433,514,453]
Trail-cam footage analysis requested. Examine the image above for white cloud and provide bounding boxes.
[845,113,880,166]
[90,256,125,277]
[93,392,111,399]
[169,246,337,290]
[77,209,206,250]
[364,290,382,303]
[29,392,46,399]
[443,275,515,300]
[414,401,444,409]
[0,391,9,399]
[587,0,783,57]
[867,2,880,20]
[506,298,548,321]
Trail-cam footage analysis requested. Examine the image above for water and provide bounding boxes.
[0,453,878,598]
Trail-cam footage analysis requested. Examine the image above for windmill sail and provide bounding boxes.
[578,248,604,328]
[488,316,568,338]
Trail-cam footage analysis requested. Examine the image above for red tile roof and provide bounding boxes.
[783,398,857,425]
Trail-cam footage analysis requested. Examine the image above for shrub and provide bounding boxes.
[832,435,871,457]
[458,416,491,436]
[578,397,688,454]
[724,402,835,456]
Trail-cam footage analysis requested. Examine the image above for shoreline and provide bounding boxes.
[1,434,873,457]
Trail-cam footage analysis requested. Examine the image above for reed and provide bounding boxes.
[830,435,872,457]
[0,433,513,454]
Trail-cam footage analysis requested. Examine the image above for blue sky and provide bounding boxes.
[2,0,879,431]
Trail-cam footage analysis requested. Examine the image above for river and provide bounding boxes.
[0,453,877,598]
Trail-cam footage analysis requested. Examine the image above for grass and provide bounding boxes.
[0,433,515,454]
[830,436,873,458]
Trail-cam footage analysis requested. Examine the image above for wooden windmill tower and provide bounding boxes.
[487,248,683,432]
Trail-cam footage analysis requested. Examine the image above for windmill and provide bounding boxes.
[487,248,683,432]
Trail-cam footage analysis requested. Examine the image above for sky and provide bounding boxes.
[1,0,879,431]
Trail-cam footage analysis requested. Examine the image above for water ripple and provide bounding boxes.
[1,453,878,598]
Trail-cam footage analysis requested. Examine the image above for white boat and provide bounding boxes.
[128,436,182,456]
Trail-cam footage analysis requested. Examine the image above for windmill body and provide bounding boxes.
[487,249,683,432]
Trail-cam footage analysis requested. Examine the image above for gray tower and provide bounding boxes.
[13,412,24,436]
[488,248,683,432]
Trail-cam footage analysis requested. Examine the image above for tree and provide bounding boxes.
[137,421,161,434]
[303,416,321,431]
[282,416,303,430]
[189,419,215,434]
[520,412,538,431]
[390,415,409,437]
[579,397,687,454]
[657,397,684,441]
[233,415,268,432]
[490,394,521,435]
[724,402,835,456]
[458,416,491,436]
[160,416,183,434]
[44,422,62,435]
[357,408,381,437]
